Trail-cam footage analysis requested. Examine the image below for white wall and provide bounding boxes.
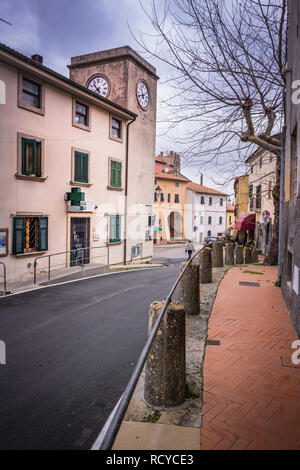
[185,190,227,242]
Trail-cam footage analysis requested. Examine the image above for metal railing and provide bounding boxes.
[33,245,109,284]
[98,246,205,450]
[0,261,7,294]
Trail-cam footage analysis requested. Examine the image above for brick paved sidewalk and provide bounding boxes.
[200,265,300,450]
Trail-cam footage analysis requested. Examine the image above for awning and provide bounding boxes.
[235,213,256,231]
[153,226,162,231]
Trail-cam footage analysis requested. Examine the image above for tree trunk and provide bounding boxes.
[264,153,281,266]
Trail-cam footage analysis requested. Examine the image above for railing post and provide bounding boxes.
[245,246,252,264]
[199,247,212,283]
[0,262,7,294]
[3,263,6,294]
[235,245,244,264]
[212,241,224,267]
[144,300,186,407]
[178,261,200,316]
[225,242,235,266]
[34,260,37,284]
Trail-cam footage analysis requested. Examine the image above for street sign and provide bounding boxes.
[262,209,270,219]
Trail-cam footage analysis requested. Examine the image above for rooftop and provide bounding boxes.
[187,181,227,196]
[0,42,137,119]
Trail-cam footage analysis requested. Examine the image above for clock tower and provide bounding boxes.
[68,46,158,262]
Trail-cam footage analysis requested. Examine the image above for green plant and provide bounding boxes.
[186,382,200,399]
[145,410,161,423]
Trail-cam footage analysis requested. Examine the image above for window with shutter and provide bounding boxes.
[13,216,48,254]
[109,215,121,242]
[22,138,42,177]
[74,151,89,183]
[110,160,122,188]
[13,217,25,254]
[38,217,48,251]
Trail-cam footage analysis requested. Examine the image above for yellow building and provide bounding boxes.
[154,156,189,243]
[234,175,249,219]
[226,204,236,234]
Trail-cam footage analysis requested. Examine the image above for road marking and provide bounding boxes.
[7,284,147,345]
[0,267,163,299]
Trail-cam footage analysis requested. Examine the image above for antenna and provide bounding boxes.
[0,17,12,26]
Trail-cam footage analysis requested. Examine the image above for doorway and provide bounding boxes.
[70,217,90,266]
[168,211,182,239]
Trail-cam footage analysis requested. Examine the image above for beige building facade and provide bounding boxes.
[154,154,189,242]
[281,0,300,337]
[246,148,276,255]
[0,44,157,281]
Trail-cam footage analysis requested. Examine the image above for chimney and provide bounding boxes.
[200,173,203,186]
[31,54,43,64]
[174,153,181,175]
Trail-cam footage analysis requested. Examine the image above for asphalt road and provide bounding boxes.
[0,262,183,450]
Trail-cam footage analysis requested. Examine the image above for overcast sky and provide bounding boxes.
[0,0,234,196]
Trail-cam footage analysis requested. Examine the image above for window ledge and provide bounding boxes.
[15,251,47,257]
[107,185,124,191]
[18,102,45,116]
[72,121,91,132]
[109,135,124,144]
[107,241,123,246]
[15,174,48,182]
[70,181,92,188]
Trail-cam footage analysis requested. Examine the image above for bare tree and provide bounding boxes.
[134,0,287,265]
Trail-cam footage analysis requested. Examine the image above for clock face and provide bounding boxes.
[137,80,149,109]
[88,76,109,98]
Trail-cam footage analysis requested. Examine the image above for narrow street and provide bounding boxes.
[0,248,184,450]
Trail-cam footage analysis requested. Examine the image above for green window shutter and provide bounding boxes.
[74,151,88,183]
[38,217,48,251]
[110,161,122,187]
[116,215,121,241]
[13,217,25,254]
[208,216,212,225]
[110,215,121,242]
[82,154,88,182]
[110,161,116,186]
[116,162,121,187]
[201,196,205,204]
[110,215,116,242]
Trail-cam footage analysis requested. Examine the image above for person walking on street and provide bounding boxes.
[185,240,195,260]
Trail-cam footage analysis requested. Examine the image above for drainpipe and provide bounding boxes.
[278,81,286,282]
[278,124,286,283]
[123,116,137,265]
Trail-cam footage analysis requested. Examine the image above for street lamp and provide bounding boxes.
[155,185,162,197]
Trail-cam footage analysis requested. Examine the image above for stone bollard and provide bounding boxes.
[235,245,244,264]
[199,247,212,283]
[225,243,235,266]
[212,241,224,267]
[144,300,186,408]
[244,247,252,264]
[252,248,258,263]
[178,261,200,315]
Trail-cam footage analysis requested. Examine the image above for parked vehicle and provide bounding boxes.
[203,236,219,248]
